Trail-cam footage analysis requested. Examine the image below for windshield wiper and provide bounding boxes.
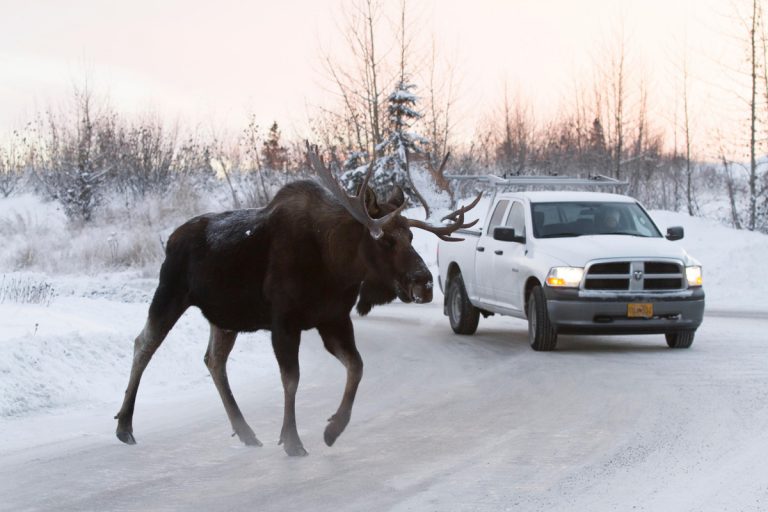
[594,231,650,237]
[539,232,583,238]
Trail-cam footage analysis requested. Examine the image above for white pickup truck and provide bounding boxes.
[437,180,705,350]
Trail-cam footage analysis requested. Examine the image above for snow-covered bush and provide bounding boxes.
[0,176,227,274]
[0,153,25,198]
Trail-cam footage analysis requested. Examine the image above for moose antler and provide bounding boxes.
[406,193,483,242]
[307,147,406,240]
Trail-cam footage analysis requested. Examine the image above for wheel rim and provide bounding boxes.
[450,286,462,325]
[528,298,537,344]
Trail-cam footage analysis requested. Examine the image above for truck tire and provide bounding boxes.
[527,286,558,351]
[447,274,480,335]
[665,330,695,349]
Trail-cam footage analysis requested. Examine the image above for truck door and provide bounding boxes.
[474,199,509,306]
[491,201,527,312]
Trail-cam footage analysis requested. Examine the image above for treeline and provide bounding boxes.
[0,88,311,222]
[1,0,766,234]
[0,81,737,226]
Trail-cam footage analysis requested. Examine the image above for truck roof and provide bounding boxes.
[499,191,637,203]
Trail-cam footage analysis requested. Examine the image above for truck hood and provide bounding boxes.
[533,235,700,267]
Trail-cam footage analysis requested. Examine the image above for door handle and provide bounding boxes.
[494,250,503,255]
[477,247,485,252]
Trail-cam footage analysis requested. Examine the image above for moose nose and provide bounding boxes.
[409,274,433,304]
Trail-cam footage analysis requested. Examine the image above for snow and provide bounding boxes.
[649,210,768,311]
[1,192,768,511]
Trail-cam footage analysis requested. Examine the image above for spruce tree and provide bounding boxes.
[341,79,429,214]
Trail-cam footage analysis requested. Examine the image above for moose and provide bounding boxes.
[114,149,481,456]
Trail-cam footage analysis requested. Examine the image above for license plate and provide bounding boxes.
[627,303,653,318]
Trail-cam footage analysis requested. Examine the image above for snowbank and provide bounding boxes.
[0,282,274,419]
[649,210,768,312]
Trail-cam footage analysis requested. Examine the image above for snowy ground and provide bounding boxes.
[1,195,767,511]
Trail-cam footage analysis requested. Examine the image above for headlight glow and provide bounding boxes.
[546,267,584,288]
[686,266,703,287]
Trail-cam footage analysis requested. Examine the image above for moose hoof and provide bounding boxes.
[324,423,345,447]
[279,438,308,457]
[243,436,263,447]
[234,430,263,447]
[285,445,309,457]
[285,444,308,457]
[324,428,339,447]
[324,414,349,447]
[116,430,136,445]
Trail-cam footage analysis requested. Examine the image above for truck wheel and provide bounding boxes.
[447,274,480,335]
[665,330,695,349]
[527,286,558,351]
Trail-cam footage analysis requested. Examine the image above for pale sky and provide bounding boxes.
[0,0,744,154]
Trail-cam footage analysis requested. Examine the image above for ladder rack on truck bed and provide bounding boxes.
[445,174,628,190]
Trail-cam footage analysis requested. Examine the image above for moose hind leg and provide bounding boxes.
[205,324,261,446]
[114,322,177,444]
[272,325,307,456]
[114,284,187,444]
[318,317,363,447]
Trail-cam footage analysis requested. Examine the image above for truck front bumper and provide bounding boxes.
[544,287,705,335]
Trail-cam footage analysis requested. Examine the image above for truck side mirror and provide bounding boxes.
[493,227,526,244]
[666,226,684,241]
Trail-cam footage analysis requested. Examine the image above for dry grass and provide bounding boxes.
[0,274,56,306]
[0,181,224,274]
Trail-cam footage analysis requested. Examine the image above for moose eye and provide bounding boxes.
[380,236,397,249]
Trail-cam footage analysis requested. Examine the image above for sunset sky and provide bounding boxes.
[0,0,747,155]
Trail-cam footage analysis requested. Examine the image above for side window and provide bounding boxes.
[487,200,509,233]
[504,202,526,236]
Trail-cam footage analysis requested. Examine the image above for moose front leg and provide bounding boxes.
[318,317,363,447]
[272,324,307,456]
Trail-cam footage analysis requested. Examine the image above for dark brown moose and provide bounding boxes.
[114,150,481,456]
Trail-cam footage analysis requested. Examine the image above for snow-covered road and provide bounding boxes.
[1,301,767,512]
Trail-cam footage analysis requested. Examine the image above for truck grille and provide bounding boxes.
[584,260,685,291]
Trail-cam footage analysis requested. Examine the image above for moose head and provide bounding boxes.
[308,150,481,314]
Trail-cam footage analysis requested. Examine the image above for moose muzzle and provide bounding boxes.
[408,280,433,304]
[397,265,433,304]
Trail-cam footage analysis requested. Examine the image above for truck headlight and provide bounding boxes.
[546,267,584,288]
[686,266,703,287]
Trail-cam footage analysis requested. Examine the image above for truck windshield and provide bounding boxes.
[531,202,662,238]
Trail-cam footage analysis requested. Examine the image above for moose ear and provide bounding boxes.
[387,186,405,208]
[363,185,381,217]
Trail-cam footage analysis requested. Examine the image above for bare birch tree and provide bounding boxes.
[748,0,760,230]
[608,31,628,181]
[322,0,389,159]
[680,50,696,216]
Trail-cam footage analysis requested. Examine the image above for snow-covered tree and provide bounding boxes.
[380,80,427,170]
[340,79,430,214]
